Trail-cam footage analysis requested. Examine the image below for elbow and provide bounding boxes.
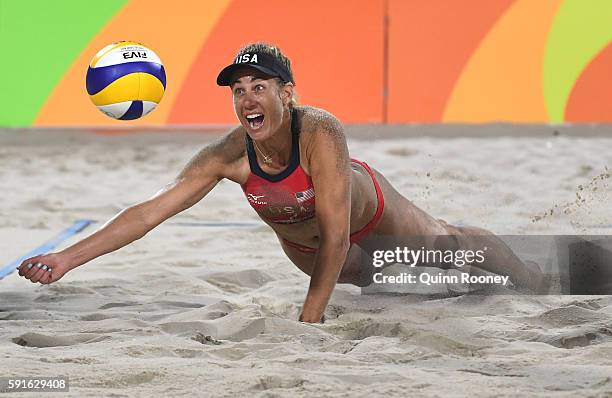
[336,235,351,255]
[124,203,159,235]
[320,233,350,257]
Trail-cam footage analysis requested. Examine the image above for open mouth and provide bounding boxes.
[246,113,265,130]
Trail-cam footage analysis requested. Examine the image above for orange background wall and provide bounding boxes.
[3,0,612,127]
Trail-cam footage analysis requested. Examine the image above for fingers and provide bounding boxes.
[30,263,51,283]
[18,256,41,277]
[19,261,53,284]
[39,268,54,285]
[26,263,45,283]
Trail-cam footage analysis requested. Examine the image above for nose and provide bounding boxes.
[242,92,258,109]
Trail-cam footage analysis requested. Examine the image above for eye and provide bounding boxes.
[234,87,246,96]
[254,84,264,92]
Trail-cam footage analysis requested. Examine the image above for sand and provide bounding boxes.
[0,126,611,397]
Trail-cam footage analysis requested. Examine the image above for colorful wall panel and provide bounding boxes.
[1,0,611,127]
[386,0,515,123]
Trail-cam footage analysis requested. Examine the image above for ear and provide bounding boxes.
[280,82,294,106]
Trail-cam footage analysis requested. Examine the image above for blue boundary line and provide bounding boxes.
[0,219,95,280]
[0,219,259,280]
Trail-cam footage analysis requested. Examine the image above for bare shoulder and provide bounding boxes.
[298,105,345,139]
[297,106,349,171]
[179,125,247,180]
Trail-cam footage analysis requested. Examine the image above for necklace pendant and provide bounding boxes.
[253,140,273,165]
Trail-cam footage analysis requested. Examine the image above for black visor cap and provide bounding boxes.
[216,52,293,86]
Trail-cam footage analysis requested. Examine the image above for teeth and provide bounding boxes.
[246,114,263,119]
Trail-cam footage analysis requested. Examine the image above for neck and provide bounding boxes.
[257,108,293,165]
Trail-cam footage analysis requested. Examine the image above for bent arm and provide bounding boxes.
[300,116,352,322]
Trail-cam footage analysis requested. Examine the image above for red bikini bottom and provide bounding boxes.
[282,159,385,254]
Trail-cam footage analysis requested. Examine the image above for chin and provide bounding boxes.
[247,127,271,141]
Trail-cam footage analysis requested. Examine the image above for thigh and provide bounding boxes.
[367,168,454,247]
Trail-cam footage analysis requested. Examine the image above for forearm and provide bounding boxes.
[301,238,349,320]
[59,204,156,269]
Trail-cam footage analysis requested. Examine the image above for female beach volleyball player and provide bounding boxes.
[18,43,546,323]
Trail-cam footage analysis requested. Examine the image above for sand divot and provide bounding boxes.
[12,332,110,348]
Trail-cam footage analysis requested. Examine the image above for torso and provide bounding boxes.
[242,109,316,224]
[221,106,378,248]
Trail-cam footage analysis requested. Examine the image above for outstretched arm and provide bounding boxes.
[18,135,234,285]
[299,116,351,323]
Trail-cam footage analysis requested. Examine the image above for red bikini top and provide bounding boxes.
[241,111,316,224]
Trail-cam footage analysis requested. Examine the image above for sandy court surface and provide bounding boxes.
[0,126,611,397]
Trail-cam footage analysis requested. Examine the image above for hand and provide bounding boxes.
[17,253,72,285]
[299,309,325,324]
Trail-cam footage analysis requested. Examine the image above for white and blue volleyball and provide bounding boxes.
[86,41,166,120]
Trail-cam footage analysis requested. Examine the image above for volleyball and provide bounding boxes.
[86,41,166,120]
